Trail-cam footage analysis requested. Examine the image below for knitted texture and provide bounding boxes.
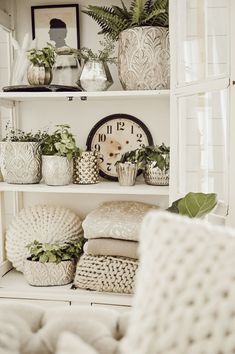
[121,211,235,354]
[6,205,83,272]
[74,255,138,294]
[82,201,158,241]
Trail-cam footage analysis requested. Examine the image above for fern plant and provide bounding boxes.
[83,0,168,40]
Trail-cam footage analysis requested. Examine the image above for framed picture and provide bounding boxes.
[31,4,80,49]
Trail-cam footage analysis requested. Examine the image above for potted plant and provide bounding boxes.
[76,37,117,91]
[23,239,84,286]
[73,149,100,185]
[41,125,77,186]
[83,0,169,90]
[27,42,56,85]
[143,143,170,185]
[167,192,218,218]
[1,124,47,184]
[115,149,143,186]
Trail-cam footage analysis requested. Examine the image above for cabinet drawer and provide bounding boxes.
[91,302,131,312]
[0,297,70,308]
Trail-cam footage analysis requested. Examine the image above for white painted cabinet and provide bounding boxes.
[0,0,234,307]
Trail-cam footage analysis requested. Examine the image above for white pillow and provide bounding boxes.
[82,201,158,241]
[56,332,98,354]
[121,211,235,354]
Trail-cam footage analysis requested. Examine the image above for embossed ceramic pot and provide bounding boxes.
[27,64,53,85]
[23,259,76,286]
[116,162,137,186]
[118,26,170,90]
[0,142,7,181]
[42,155,72,186]
[144,162,169,186]
[4,142,41,184]
[73,151,99,184]
[78,60,113,91]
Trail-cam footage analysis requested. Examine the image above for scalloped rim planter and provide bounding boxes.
[23,259,76,287]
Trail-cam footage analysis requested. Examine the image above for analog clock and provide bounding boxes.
[86,113,153,181]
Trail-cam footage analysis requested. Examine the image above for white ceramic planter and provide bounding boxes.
[73,151,99,184]
[118,26,170,90]
[4,142,41,184]
[42,155,72,186]
[144,162,169,186]
[23,259,76,286]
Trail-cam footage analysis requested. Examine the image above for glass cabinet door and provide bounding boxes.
[176,0,229,86]
[177,89,228,203]
[170,0,230,213]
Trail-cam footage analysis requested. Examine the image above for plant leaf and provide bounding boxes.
[166,198,182,213]
[178,192,217,218]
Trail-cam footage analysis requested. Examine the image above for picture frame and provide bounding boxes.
[31,4,80,49]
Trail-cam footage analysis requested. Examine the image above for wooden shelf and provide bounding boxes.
[0,181,169,196]
[0,268,132,306]
[0,89,170,103]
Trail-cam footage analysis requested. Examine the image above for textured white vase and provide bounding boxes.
[0,142,7,181]
[42,155,72,186]
[118,26,170,90]
[23,259,76,286]
[4,142,41,184]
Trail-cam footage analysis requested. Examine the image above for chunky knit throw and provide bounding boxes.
[74,255,138,294]
[121,211,235,354]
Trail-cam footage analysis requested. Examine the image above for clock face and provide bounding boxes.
[86,114,153,181]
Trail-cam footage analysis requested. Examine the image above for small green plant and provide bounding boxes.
[76,37,117,64]
[167,192,218,218]
[2,122,48,142]
[115,143,170,171]
[144,143,170,171]
[41,125,77,161]
[83,0,168,40]
[26,239,84,264]
[115,148,144,168]
[27,42,56,68]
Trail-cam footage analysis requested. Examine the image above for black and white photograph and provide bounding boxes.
[31,4,80,49]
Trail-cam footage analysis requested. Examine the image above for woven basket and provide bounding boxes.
[6,205,83,272]
[23,259,76,286]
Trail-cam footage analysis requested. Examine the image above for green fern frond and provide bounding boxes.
[130,0,144,25]
[144,0,153,12]
[82,0,168,40]
[142,8,165,25]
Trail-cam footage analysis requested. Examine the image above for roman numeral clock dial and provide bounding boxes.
[86,114,153,181]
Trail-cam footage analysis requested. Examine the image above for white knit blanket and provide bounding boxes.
[74,255,138,294]
[121,211,235,354]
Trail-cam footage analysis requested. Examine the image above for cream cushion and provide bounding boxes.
[82,201,158,241]
[121,211,235,354]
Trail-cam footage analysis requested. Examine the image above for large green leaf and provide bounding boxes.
[178,192,217,218]
[166,198,182,213]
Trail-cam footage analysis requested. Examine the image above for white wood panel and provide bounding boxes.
[91,302,131,313]
[186,118,226,146]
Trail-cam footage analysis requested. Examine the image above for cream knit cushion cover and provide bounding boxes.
[74,255,138,294]
[82,201,158,241]
[121,211,235,354]
[6,205,83,272]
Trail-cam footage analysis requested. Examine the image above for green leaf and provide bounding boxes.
[166,198,182,213]
[178,192,217,218]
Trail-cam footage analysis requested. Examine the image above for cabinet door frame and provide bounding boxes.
[169,0,231,220]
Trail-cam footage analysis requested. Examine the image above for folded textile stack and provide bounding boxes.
[73,201,158,294]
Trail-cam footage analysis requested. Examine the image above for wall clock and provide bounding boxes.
[86,113,154,181]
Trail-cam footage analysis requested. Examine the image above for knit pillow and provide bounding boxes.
[82,201,158,241]
[121,211,235,354]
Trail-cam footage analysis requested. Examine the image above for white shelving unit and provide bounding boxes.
[0,181,169,196]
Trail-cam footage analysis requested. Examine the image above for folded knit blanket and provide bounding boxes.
[84,239,139,260]
[74,255,138,294]
[82,201,158,241]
